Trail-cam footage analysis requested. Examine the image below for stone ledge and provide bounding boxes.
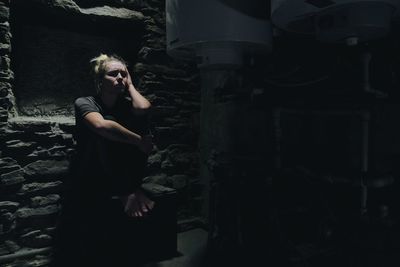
[13,0,145,29]
[8,116,75,126]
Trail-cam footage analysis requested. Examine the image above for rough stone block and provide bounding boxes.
[3,140,36,158]
[30,194,60,208]
[147,152,162,170]
[15,205,60,228]
[27,146,68,161]
[0,169,25,186]
[20,230,52,248]
[58,122,75,134]
[0,164,20,175]
[0,108,7,122]
[0,211,15,235]
[0,201,19,212]
[0,129,25,142]
[143,173,168,186]
[0,3,9,22]
[0,95,12,109]
[0,157,18,168]
[17,181,63,198]
[8,120,52,133]
[0,43,10,53]
[0,54,9,69]
[138,46,169,64]
[167,147,194,167]
[0,240,19,256]
[23,160,69,181]
[0,81,10,96]
[167,174,189,190]
[80,6,145,21]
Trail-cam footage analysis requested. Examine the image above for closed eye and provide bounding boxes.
[107,70,127,77]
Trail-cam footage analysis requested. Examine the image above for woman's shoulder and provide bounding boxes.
[74,96,102,109]
[75,95,97,105]
[74,96,102,116]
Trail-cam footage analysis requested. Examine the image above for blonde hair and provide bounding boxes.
[90,53,128,93]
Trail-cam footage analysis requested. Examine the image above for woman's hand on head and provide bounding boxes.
[125,67,134,90]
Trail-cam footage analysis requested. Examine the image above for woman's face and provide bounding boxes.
[100,60,128,95]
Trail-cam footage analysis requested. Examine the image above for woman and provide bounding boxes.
[54,54,155,267]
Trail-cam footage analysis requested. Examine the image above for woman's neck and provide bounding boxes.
[99,91,119,109]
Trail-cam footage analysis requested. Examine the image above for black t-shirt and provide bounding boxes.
[72,95,148,198]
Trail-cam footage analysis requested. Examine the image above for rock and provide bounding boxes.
[0,128,25,142]
[138,46,169,64]
[0,110,7,122]
[143,173,168,186]
[0,43,10,53]
[52,0,81,12]
[167,148,193,168]
[161,159,174,173]
[20,230,52,248]
[0,169,25,186]
[167,175,189,190]
[23,160,69,181]
[30,195,60,208]
[17,181,63,197]
[0,165,21,177]
[0,157,19,168]
[8,120,52,133]
[145,23,165,36]
[80,6,145,22]
[0,82,11,97]
[2,140,37,158]
[0,201,19,212]
[15,205,60,228]
[0,212,15,234]
[43,227,56,236]
[142,183,176,196]
[133,63,186,77]
[147,152,162,170]
[0,3,9,22]
[0,55,10,70]
[0,240,20,256]
[166,144,192,152]
[0,95,13,109]
[58,121,75,134]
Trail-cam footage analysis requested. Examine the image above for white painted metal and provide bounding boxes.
[166,0,272,67]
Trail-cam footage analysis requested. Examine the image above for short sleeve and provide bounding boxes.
[74,97,100,119]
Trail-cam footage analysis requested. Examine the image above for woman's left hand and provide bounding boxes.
[125,67,134,91]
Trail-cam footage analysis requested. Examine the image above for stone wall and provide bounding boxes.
[0,0,201,265]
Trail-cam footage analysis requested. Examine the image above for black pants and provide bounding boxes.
[53,196,154,267]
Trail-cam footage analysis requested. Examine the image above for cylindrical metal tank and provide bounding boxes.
[166,0,272,68]
[271,0,400,44]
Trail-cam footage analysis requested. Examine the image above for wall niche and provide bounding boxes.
[10,1,144,117]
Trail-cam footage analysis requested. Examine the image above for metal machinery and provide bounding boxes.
[271,0,400,45]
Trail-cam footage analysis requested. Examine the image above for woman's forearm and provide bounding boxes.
[127,84,151,110]
[96,119,142,145]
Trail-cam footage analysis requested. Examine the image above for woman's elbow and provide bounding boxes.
[133,102,152,114]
